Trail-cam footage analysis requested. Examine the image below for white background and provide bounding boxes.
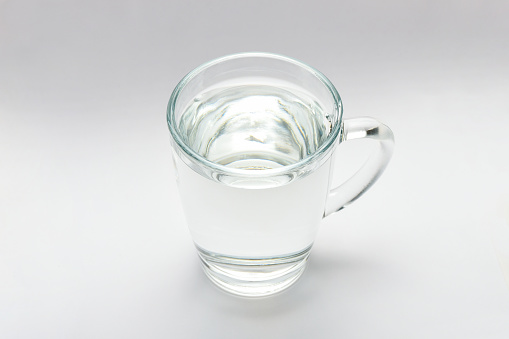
[1,0,509,338]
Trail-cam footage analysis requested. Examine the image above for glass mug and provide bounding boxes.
[167,53,394,297]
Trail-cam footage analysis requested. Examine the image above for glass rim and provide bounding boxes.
[167,52,343,177]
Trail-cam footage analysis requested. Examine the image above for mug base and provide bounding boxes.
[197,245,311,297]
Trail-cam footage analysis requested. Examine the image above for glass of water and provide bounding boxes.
[167,53,394,297]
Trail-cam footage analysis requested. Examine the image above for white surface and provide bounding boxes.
[1,0,509,338]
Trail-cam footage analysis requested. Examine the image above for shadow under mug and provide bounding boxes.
[167,52,394,297]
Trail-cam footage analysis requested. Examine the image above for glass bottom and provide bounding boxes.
[196,245,311,297]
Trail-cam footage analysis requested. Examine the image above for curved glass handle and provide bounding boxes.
[324,117,395,217]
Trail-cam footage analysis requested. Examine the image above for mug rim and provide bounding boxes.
[167,52,343,178]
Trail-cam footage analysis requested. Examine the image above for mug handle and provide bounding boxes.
[324,117,395,217]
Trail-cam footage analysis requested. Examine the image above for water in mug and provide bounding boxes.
[179,85,331,171]
[175,84,334,258]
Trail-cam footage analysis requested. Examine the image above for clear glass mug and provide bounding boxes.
[167,53,394,297]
